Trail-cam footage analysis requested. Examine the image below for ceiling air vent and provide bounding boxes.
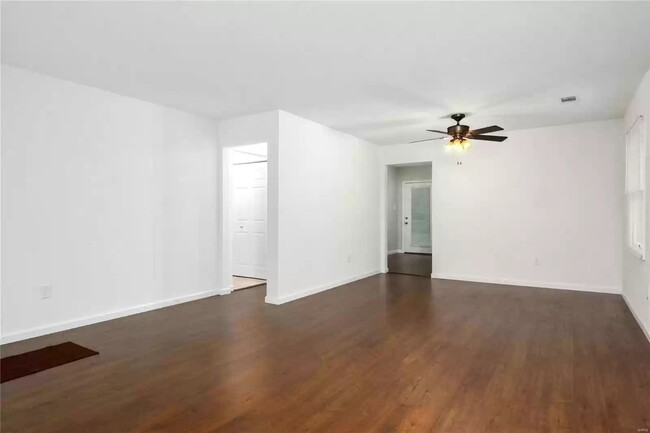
[560,96,577,103]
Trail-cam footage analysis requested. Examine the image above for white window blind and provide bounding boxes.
[626,115,646,259]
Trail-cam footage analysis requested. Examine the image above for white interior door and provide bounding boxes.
[402,181,432,254]
[232,162,267,278]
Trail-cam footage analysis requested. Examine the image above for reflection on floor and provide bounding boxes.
[233,276,266,291]
[388,252,432,277]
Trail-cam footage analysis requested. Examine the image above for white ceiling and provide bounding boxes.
[3,2,650,145]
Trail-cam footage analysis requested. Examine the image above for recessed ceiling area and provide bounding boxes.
[2,1,650,145]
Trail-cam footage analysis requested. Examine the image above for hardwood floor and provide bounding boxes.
[388,252,432,277]
[2,274,649,433]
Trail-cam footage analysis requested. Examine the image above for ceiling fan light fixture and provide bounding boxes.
[446,138,471,152]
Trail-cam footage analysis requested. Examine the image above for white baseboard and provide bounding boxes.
[0,287,232,345]
[433,273,621,295]
[622,292,650,343]
[265,269,381,305]
[388,250,403,255]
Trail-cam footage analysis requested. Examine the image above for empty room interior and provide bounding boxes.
[2,2,650,432]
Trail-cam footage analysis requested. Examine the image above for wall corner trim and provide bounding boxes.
[265,270,381,305]
[0,287,232,345]
[622,292,650,344]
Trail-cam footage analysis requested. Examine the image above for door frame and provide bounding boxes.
[220,139,279,301]
[401,180,433,254]
[379,160,435,278]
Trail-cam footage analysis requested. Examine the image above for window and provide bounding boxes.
[626,115,646,259]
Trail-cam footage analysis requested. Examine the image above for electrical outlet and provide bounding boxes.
[534,258,540,266]
[38,285,52,299]
[347,254,351,263]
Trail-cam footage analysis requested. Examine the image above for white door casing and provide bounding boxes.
[232,162,267,278]
[402,181,432,254]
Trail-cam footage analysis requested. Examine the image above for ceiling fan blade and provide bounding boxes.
[468,125,503,135]
[409,137,446,143]
[470,135,507,142]
[426,129,450,135]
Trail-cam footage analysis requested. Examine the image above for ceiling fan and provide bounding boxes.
[410,113,507,151]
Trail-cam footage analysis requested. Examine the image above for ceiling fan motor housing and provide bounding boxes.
[448,124,470,138]
[449,113,469,139]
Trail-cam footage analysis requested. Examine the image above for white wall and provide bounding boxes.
[271,111,380,303]
[1,65,222,343]
[623,67,650,340]
[380,118,624,294]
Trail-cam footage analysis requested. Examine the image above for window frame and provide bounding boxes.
[626,115,647,260]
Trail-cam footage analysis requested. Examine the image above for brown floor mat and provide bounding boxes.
[1,342,98,383]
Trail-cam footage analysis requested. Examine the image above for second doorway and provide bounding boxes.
[386,163,432,277]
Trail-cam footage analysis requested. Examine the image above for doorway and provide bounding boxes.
[385,163,433,277]
[229,143,267,291]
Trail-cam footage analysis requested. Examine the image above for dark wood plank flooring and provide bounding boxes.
[388,252,432,277]
[2,274,649,433]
